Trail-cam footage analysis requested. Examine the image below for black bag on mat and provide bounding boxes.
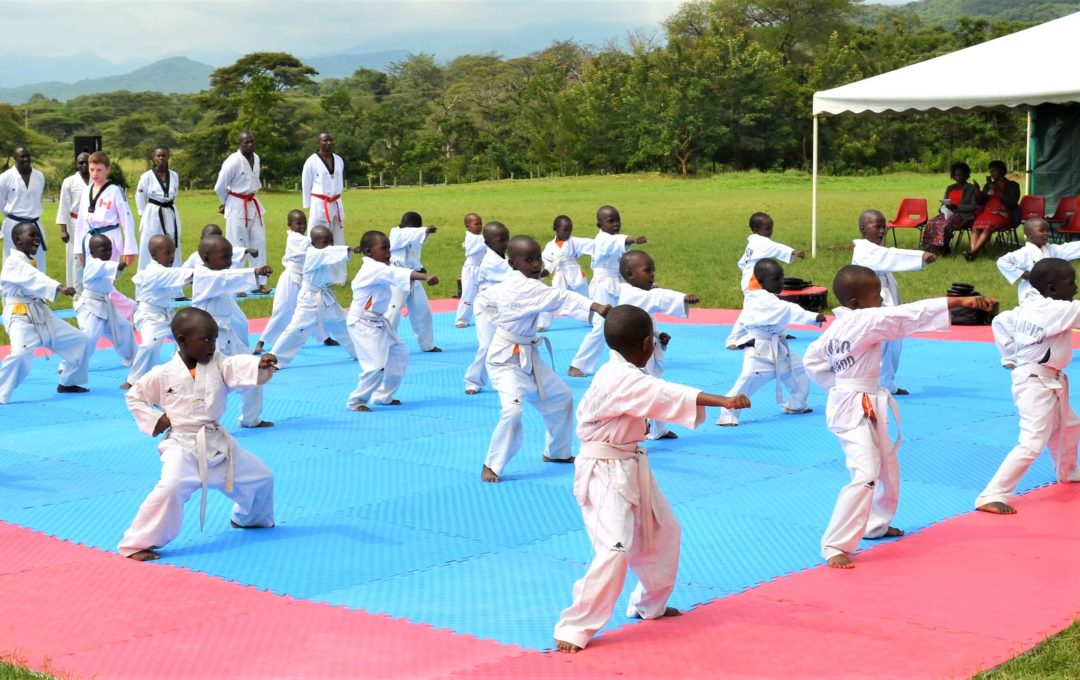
[947,283,996,325]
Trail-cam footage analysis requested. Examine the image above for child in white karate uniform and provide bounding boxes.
[476,236,609,483]
[851,209,937,396]
[803,265,994,569]
[270,226,357,368]
[118,307,277,562]
[455,212,485,328]
[75,234,136,369]
[346,230,438,411]
[0,222,89,403]
[538,215,593,332]
[997,218,1080,303]
[464,222,512,395]
[725,212,805,349]
[568,205,648,377]
[553,305,749,652]
[123,236,195,389]
[617,250,698,439]
[717,259,825,426]
[192,236,273,428]
[386,211,440,352]
[976,257,1080,515]
[182,224,254,271]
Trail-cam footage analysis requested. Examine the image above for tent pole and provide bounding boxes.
[1025,108,1033,195]
[811,115,819,258]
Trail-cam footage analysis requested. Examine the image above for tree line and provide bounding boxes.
[1,0,1036,189]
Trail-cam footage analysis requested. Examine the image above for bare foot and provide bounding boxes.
[657,431,678,440]
[465,388,479,395]
[827,554,854,569]
[481,465,500,483]
[253,286,271,295]
[387,399,402,406]
[323,337,340,347]
[867,526,904,540]
[253,342,264,355]
[242,420,274,428]
[567,367,587,377]
[231,520,274,529]
[352,404,372,412]
[555,639,581,654]
[782,407,813,414]
[455,322,468,329]
[424,346,443,353]
[543,455,575,463]
[127,549,160,561]
[236,291,247,298]
[56,384,89,394]
[892,388,910,396]
[717,421,738,427]
[537,327,547,332]
[662,606,681,617]
[977,501,1017,515]
[119,382,132,390]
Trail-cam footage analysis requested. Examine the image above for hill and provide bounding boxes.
[0,57,213,104]
[877,0,1080,24]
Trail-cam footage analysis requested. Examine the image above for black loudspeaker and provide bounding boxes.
[73,136,102,159]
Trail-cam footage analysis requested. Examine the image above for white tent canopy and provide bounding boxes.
[809,11,1080,254]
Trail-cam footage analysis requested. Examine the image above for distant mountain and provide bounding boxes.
[874,0,1080,24]
[306,50,410,79]
[0,53,151,88]
[0,57,213,104]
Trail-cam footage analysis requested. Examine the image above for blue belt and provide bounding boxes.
[82,224,120,259]
[5,213,46,251]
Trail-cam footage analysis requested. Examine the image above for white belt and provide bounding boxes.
[170,422,236,530]
[82,289,125,345]
[834,377,902,458]
[495,327,554,399]
[746,332,793,403]
[301,283,340,330]
[577,441,660,550]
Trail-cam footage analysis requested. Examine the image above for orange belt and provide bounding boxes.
[311,193,341,225]
[228,190,262,226]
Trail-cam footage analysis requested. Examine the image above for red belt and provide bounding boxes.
[311,193,341,225]
[69,211,78,219]
[228,190,262,226]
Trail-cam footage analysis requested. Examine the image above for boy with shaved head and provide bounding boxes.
[119,307,278,561]
[75,233,136,368]
[554,305,749,652]
[464,221,513,394]
[997,218,1080,304]
[455,212,485,328]
[804,265,994,569]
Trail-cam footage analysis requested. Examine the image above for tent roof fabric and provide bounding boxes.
[813,12,1080,115]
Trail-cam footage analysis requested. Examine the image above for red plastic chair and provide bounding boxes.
[886,198,929,246]
[1019,195,1045,220]
[1047,195,1077,242]
[1057,207,1080,242]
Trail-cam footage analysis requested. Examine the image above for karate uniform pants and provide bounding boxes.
[271,305,356,368]
[716,349,810,426]
[306,215,346,282]
[464,313,494,392]
[345,316,408,408]
[554,459,680,649]
[126,311,172,385]
[76,305,136,365]
[2,218,46,273]
[386,280,435,351]
[455,263,480,326]
[118,442,274,556]
[65,236,84,292]
[484,359,574,476]
[0,312,89,403]
[643,354,672,439]
[570,284,619,374]
[975,373,1080,507]
[257,272,327,347]
[217,326,264,427]
[879,338,902,394]
[225,213,267,287]
[820,420,899,560]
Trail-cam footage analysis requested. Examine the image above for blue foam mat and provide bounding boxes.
[0,310,1069,650]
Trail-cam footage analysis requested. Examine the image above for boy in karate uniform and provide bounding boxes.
[851,209,936,396]
[386,211,440,352]
[454,212,485,328]
[617,250,698,439]
[976,257,1080,515]
[464,222,512,394]
[134,147,182,270]
[717,259,825,427]
[192,236,273,428]
[182,224,253,270]
[123,235,195,389]
[476,236,610,483]
[346,230,438,412]
[254,210,321,355]
[803,265,994,568]
[73,151,138,270]
[538,215,593,332]
[76,234,136,369]
[0,222,89,403]
[553,305,749,652]
[568,205,648,377]
[118,307,277,561]
[270,226,357,368]
[997,218,1080,303]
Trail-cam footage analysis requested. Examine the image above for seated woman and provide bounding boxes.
[964,159,1021,260]
[920,161,979,255]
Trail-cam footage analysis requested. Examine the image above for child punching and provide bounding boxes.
[463,221,512,394]
[476,235,610,483]
[538,215,593,332]
[803,265,994,568]
[997,218,1080,303]
[346,230,438,412]
[75,233,136,370]
[553,305,750,652]
[118,307,277,561]
[386,211,441,352]
[0,221,89,403]
[976,257,1080,515]
[455,212,485,328]
[717,258,825,426]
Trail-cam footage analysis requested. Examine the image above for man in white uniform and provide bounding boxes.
[215,131,268,293]
[135,146,182,270]
[55,152,90,289]
[0,147,47,272]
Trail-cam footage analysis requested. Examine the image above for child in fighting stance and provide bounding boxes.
[387,211,441,352]
[255,210,318,354]
[76,233,136,370]
[455,212,485,328]
[464,221,512,394]
[539,215,592,332]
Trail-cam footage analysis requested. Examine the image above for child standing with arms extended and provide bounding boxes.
[538,215,593,332]
[568,206,647,377]
[803,265,994,568]
[554,305,749,652]
[387,211,440,352]
[75,233,136,370]
[997,218,1080,303]
[118,307,278,561]
[254,210,327,355]
[455,212,485,329]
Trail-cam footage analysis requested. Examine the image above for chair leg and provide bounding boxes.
[890,227,897,247]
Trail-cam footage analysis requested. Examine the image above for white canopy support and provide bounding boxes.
[811,115,819,259]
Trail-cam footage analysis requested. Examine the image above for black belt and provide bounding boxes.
[148,198,178,246]
[5,213,45,251]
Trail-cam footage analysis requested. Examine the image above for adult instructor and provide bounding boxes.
[215,131,268,293]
